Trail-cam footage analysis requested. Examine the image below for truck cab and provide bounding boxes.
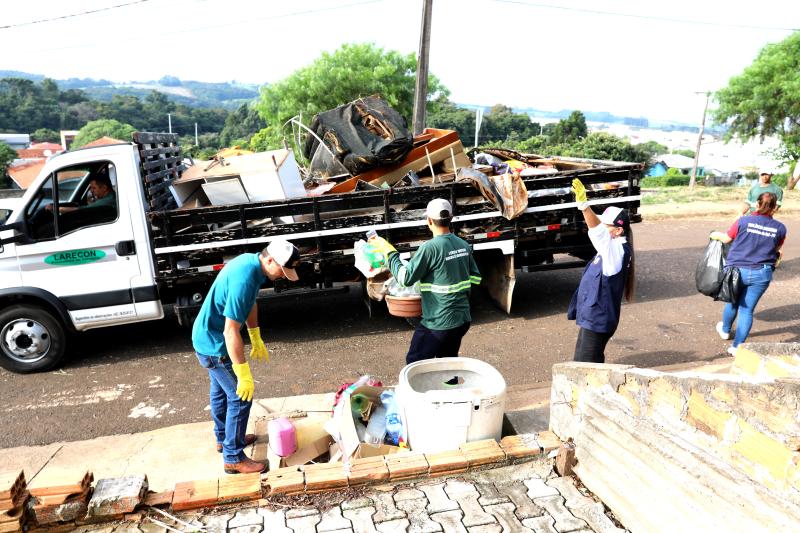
[0,143,163,373]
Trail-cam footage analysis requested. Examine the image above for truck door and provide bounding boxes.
[16,157,144,329]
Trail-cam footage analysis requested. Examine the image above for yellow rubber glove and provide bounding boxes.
[231,362,255,402]
[247,327,269,363]
[572,178,588,210]
[370,236,397,257]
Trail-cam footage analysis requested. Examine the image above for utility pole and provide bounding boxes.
[168,113,172,134]
[474,108,484,148]
[194,123,199,146]
[412,0,433,136]
[689,91,710,190]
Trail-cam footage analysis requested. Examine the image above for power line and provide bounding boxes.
[492,0,799,32]
[7,0,387,54]
[0,0,154,31]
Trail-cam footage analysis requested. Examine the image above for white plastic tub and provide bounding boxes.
[396,357,507,453]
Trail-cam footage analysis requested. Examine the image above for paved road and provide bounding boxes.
[1,216,798,448]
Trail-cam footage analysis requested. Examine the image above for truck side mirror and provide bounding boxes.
[0,221,34,246]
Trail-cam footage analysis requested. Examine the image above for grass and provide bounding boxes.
[640,186,749,205]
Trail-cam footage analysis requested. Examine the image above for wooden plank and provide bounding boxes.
[385,452,429,481]
[263,466,304,495]
[217,473,261,504]
[459,440,506,468]
[499,434,543,461]
[172,478,218,512]
[424,449,469,477]
[302,463,348,493]
[28,470,91,497]
[139,145,181,158]
[142,155,183,172]
[346,456,389,486]
[143,490,173,507]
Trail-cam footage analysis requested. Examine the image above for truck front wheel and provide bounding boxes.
[0,305,66,373]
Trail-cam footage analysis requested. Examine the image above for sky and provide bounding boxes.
[1,0,798,124]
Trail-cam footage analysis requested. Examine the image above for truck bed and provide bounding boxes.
[143,148,641,293]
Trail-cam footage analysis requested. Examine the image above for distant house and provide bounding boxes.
[647,154,704,177]
[16,142,63,159]
[0,133,30,151]
[7,160,45,190]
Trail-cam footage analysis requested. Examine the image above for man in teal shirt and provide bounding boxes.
[372,199,481,365]
[192,239,300,474]
[742,171,782,215]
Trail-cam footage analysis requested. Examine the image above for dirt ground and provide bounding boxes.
[1,214,798,448]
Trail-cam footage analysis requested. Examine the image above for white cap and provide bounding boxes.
[265,239,300,281]
[426,198,452,220]
[597,206,630,227]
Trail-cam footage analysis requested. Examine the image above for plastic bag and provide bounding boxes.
[715,267,741,303]
[384,276,421,297]
[354,239,387,278]
[695,239,724,297]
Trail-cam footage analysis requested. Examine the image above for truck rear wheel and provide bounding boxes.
[0,305,66,373]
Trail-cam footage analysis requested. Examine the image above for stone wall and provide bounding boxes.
[550,343,800,532]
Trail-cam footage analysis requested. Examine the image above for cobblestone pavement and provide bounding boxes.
[91,461,628,533]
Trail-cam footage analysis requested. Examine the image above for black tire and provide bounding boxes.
[0,305,67,373]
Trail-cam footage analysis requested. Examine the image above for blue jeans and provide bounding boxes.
[721,265,773,348]
[195,353,252,464]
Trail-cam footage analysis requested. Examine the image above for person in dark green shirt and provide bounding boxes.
[742,171,782,215]
[371,198,481,365]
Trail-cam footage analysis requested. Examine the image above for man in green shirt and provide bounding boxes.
[371,198,481,365]
[742,171,782,215]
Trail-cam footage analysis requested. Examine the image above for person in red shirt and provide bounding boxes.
[710,192,786,355]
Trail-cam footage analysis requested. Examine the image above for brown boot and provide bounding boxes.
[217,434,257,453]
[224,457,266,475]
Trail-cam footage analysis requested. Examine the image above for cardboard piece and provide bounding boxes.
[267,417,333,469]
[330,383,386,460]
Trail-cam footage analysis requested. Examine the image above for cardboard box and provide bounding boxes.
[330,383,386,460]
[267,415,333,469]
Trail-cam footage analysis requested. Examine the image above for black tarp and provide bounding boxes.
[303,95,413,176]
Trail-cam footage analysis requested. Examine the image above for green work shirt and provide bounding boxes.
[388,233,482,330]
[746,183,782,213]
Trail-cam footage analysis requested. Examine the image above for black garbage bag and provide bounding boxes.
[696,239,725,296]
[715,266,741,303]
[303,95,413,176]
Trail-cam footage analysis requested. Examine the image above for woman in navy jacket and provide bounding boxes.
[567,179,635,363]
[710,192,786,355]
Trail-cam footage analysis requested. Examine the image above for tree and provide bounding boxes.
[32,128,60,143]
[548,111,587,144]
[72,119,136,148]
[671,148,695,158]
[253,43,449,150]
[540,132,655,167]
[0,142,16,185]
[219,103,267,147]
[713,31,800,189]
[636,141,668,157]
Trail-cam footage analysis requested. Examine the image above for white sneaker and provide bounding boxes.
[727,346,738,356]
[716,322,730,340]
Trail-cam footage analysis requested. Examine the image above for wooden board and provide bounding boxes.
[499,434,543,461]
[28,470,91,497]
[302,463,348,493]
[385,452,429,481]
[424,449,469,476]
[346,456,389,486]
[264,467,305,495]
[459,440,506,468]
[217,473,262,504]
[172,478,218,512]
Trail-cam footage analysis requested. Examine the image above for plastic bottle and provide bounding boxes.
[364,230,385,269]
[364,404,387,446]
[380,390,403,446]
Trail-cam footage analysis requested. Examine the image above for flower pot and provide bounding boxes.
[385,295,422,317]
